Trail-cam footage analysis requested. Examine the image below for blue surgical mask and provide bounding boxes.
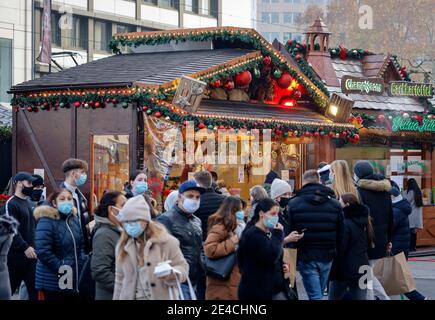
[134,181,148,195]
[58,201,74,215]
[236,211,245,221]
[264,215,279,229]
[76,174,87,187]
[123,222,144,238]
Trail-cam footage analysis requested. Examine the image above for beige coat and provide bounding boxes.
[113,228,189,300]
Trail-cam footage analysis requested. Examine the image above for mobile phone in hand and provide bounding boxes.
[299,228,307,234]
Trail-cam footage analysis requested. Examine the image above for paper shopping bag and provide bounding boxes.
[373,252,416,296]
[283,248,297,288]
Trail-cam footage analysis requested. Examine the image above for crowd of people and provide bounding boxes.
[0,157,428,300]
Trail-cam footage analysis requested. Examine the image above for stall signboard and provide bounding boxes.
[341,76,384,95]
[172,76,207,113]
[389,82,434,98]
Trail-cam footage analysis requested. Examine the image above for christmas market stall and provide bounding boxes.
[277,18,435,246]
[9,26,357,212]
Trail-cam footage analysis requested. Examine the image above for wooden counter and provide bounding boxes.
[417,206,435,246]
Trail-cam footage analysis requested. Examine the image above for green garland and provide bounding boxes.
[329,47,372,59]
[110,29,330,109]
[0,126,12,142]
[197,58,262,83]
[391,55,411,81]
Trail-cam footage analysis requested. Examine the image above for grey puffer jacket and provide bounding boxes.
[1,214,19,300]
[91,216,122,300]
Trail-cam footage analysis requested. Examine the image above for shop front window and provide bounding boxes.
[92,135,130,202]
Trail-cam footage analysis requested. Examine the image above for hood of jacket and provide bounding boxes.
[343,204,369,227]
[295,183,336,205]
[393,199,412,216]
[34,205,77,221]
[357,178,391,193]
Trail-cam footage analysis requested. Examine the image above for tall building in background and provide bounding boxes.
[0,0,255,103]
[256,0,329,43]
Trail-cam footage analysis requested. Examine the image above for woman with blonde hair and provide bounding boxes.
[330,160,359,202]
[247,185,269,221]
[113,195,189,300]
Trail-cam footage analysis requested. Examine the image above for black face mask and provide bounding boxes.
[31,189,44,202]
[22,185,34,197]
[279,197,290,208]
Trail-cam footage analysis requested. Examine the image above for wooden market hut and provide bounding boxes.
[275,18,435,246]
[9,26,357,212]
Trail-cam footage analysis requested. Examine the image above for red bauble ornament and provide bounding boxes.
[224,80,235,91]
[112,98,118,105]
[329,132,335,138]
[293,90,302,99]
[142,106,148,111]
[95,102,101,108]
[235,71,252,87]
[184,120,190,126]
[74,101,81,108]
[287,40,293,45]
[210,80,222,88]
[314,132,320,137]
[198,123,206,129]
[295,54,302,61]
[277,73,293,89]
[377,114,385,122]
[218,125,225,130]
[155,111,162,118]
[105,99,112,104]
[27,106,33,112]
[263,56,272,65]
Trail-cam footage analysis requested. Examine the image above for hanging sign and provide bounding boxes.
[172,76,207,113]
[389,81,434,98]
[341,76,384,95]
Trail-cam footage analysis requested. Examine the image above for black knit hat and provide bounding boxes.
[353,160,374,179]
[32,174,44,187]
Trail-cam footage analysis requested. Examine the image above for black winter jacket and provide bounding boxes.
[196,188,226,240]
[287,183,344,263]
[391,198,412,256]
[157,205,203,285]
[356,177,393,260]
[330,203,370,282]
[238,226,286,300]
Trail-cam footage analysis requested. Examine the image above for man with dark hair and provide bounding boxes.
[209,171,222,194]
[287,169,344,300]
[1,172,38,300]
[60,158,92,253]
[194,171,226,239]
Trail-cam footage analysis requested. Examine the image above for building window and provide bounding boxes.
[201,0,210,15]
[283,12,292,24]
[143,0,158,5]
[0,38,12,103]
[50,13,61,47]
[292,33,303,41]
[185,0,199,13]
[261,12,279,24]
[210,0,218,18]
[283,32,292,42]
[262,0,279,3]
[94,20,112,52]
[158,0,178,8]
[262,32,280,43]
[116,24,136,34]
[65,16,88,50]
[293,12,302,23]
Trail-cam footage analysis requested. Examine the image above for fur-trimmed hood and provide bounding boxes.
[357,178,391,193]
[34,205,77,221]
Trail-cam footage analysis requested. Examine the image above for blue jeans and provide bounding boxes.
[298,260,332,300]
[180,282,197,300]
[329,280,367,300]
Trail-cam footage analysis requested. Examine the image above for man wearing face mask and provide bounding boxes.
[157,180,205,298]
[30,174,45,206]
[60,158,92,254]
[1,172,38,300]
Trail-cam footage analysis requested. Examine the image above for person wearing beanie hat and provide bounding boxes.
[157,180,204,299]
[113,194,189,300]
[354,161,393,300]
[270,179,303,247]
[30,174,45,205]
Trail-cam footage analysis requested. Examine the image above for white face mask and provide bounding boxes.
[182,198,200,213]
[353,173,359,183]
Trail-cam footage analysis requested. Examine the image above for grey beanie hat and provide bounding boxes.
[353,160,374,179]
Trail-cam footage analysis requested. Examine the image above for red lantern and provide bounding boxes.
[277,73,293,89]
[224,80,235,91]
[377,114,385,122]
[210,80,221,88]
[263,56,272,65]
[235,71,252,87]
[293,90,302,99]
[74,101,81,108]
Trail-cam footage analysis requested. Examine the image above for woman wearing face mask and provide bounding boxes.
[330,160,360,201]
[124,171,149,199]
[34,189,85,300]
[91,191,126,300]
[113,195,189,300]
[237,198,292,300]
[204,196,245,300]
